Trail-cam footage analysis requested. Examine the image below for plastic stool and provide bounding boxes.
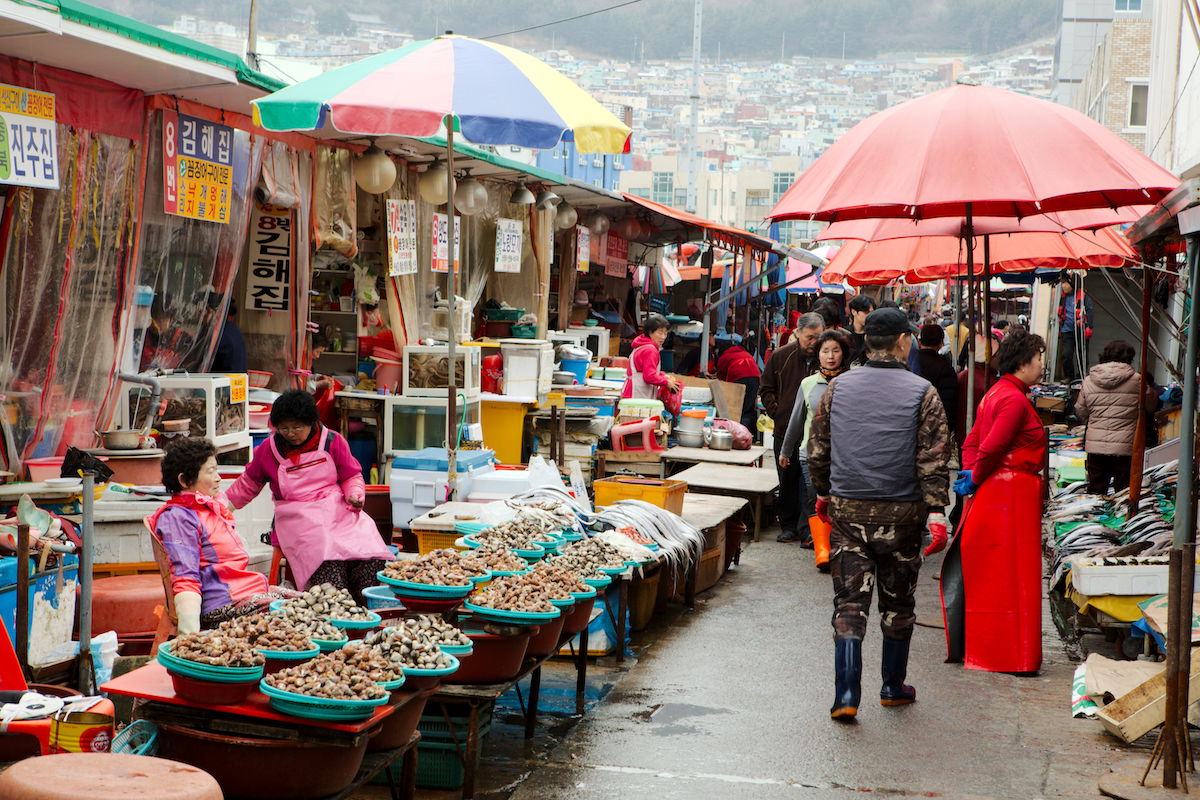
[0,752,221,800]
[610,417,664,452]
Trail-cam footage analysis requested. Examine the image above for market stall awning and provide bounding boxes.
[0,0,282,111]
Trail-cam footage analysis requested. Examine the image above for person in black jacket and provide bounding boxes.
[916,323,957,418]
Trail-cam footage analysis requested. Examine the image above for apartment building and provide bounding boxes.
[1072,16,1152,149]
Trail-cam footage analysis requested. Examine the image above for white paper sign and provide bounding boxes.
[495,217,522,274]
[432,212,461,273]
[386,198,417,276]
[0,83,58,189]
[576,226,590,273]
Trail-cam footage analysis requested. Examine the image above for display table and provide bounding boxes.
[663,445,770,470]
[670,464,778,540]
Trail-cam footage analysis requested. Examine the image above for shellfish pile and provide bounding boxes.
[385,614,472,648]
[170,631,265,667]
[381,548,481,586]
[464,544,528,573]
[263,656,388,700]
[364,626,455,670]
[469,574,554,613]
[529,562,590,597]
[328,641,404,683]
[217,613,314,652]
[286,583,375,621]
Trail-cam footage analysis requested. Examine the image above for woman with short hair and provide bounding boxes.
[621,314,682,415]
[942,330,1047,674]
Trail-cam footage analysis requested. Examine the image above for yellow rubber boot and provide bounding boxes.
[809,515,831,573]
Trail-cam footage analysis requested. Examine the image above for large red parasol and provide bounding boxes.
[768,83,1179,224]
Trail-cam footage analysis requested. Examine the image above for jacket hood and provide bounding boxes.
[631,334,658,350]
[1089,361,1135,389]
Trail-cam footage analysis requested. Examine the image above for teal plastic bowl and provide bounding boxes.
[328,611,383,630]
[438,642,473,656]
[400,653,460,679]
[598,565,628,576]
[256,645,320,661]
[378,676,407,691]
[462,536,546,561]
[487,568,529,579]
[557,529,584,542]
[266,699,378,721]
[583,575,613,589]
[313,636,348,652]
[376,572,473,596]
[548,596,575,609]
[461,601,561,624]
[454,521,491,537]
[570,586,598,600]
[157,644,264,683]
[260,679,390,710]
[467,572,493,585]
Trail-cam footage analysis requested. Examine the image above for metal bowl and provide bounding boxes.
[707,429,734,451]
[676,429,705,448]
[98,429,143,450]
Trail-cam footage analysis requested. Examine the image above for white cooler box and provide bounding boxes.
[389,448,495,528]
[465,468,535,503]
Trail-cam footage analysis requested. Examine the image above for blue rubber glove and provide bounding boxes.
[953,470,978,496]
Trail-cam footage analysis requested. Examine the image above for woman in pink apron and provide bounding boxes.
[226,390,393,603]
[621,314,682,416]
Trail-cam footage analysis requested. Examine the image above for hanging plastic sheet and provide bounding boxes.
[0,128,139,463]
[134,111,264,373]
[313,146,357,258]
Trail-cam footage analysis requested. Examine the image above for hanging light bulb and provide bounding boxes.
[584,210,610,235]
[418,159,455,205]
[352,145,396,194]
[534,188,561,210]
[454,170,488,216]
[508,181,535,205]
[554,201,578,230]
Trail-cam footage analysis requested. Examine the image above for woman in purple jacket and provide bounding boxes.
[226,390,392,603]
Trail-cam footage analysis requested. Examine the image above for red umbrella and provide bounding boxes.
[768,84,1179,224]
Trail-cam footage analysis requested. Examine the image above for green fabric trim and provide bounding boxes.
[39,0,284,93]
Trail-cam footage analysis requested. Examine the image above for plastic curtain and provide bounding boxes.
[134,111,264,373]
[0,127,140,462]
[313,146,357,258]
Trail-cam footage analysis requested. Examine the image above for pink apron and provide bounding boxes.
[270,428,392,589]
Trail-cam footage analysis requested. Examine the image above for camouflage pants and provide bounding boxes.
[830,518,923,641]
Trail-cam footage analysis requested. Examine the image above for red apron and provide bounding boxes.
[270,428,392,590]
[941,436,1045,673]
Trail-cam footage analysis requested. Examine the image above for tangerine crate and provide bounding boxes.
[593,476,686,515]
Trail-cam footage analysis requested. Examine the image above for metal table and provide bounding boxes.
[663,445,769,470]
[670,463,779,540]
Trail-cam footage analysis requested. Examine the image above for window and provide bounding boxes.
[1128,83,1148,127]
[1115,0,1141,10]
[674,188,688,207]
[652,171,674,204]
[772,171,795,201]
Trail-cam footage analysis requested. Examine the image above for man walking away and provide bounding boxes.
[916,324,957,418]
[809,308,954,721]
[761,312,825,543]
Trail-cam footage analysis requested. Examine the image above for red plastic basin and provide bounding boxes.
[368,687,433,751]
[445,629,532,684]
[525,613,567,658]
[169,672,257,706]
[561,596,596,635]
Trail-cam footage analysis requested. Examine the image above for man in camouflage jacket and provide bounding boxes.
[808,308,954,721]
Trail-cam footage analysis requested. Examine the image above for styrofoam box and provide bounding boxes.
[1070,560,1200,596]
[501,339,554,398]
[389,449,495,527]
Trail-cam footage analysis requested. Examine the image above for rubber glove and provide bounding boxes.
[924,512,949,556]
[345,492,365,510]
[815,496,831,525]
[953,470,978,496]
[175,590,202,634]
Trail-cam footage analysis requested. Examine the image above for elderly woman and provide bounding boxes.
[622,314,682,416]
[147,438,294,632]
[941,330,1047,674]
[1074,339,1158,495]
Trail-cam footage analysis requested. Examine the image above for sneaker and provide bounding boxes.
[776,529,802,542]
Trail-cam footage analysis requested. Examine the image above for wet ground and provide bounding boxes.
[355,527,1140,800]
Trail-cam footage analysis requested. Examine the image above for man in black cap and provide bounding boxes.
[808,307,954,722]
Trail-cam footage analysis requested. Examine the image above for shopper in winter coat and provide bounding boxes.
[715,333,761,431]
[622,314,683,416]
[1074,339,1158,495]
[916,324,957,417]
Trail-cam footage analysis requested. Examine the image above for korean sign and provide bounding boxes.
[386,199,418,276]
[0,83,58,189]
[605,232,628,278]
[431,212,461,273]
[162,110,234,223]
[576,226,590,273]
[495,218,522,274]
[245,200,293,312]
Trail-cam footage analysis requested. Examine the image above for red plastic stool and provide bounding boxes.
[0,752,221,799]
[90,575,164,639]
[610,417,664,452]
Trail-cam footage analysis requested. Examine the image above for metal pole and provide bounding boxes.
[685,0,702,213]
[699,245,715,374]
[246,0,259,70]
[965,204,978,430]
[15,523,28,678]
[1129,263,1153,514]
[78,472,94,693]
[983,235,993,387]
[445,118,459,499]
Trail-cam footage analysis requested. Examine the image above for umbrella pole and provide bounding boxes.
[699,245,715,375]
[965,204,978,431]
[1129,261,1153,514]
[445,118,459,498]
[983,234,993,388]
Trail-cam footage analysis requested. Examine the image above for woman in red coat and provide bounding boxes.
[941,329,1047,674]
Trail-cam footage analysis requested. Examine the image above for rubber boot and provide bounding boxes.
[830,637,862,721]
[880,637,917,706]
[809,516,831,573]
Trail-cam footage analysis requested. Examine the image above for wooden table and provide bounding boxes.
[663,445,769,470]
[671,463,778,541]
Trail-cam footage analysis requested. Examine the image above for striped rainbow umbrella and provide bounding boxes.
[251,34,631,153]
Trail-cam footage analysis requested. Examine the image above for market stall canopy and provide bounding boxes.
[767,83,1180,224]
[819,223,1136,285]
[251,34,630,153]
[788,246,846,293]
[0,0,282,111]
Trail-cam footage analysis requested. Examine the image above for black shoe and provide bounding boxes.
[831,637,862,721]
[776,529,802,543]
[799,536,815,549]
[880,637,916,706]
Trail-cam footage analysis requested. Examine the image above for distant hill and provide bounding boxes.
[94,0,1057,60]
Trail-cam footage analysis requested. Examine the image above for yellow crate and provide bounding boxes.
[413,529,469,555]
[593,476,687,515]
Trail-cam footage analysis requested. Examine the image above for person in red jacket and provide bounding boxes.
[621,314,682,415]
[941,329,1047,675]
[714,332,761,430]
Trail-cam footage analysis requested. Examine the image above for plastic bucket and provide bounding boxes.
[49,710,114,753]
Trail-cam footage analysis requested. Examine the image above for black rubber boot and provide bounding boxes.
[830,637,862,721]
[880,637,917,706]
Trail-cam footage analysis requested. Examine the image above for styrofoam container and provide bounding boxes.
[501,340,554,398]
[1070,559,1198,596]
[681,386,712,404]
[389,448,495,528]
[465,468,535,503]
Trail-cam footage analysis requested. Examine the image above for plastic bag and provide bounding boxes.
[712,418,753,450]
[526,455,567,490]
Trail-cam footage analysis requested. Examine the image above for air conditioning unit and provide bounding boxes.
[613,162,624,170]
[592,157,603,167]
